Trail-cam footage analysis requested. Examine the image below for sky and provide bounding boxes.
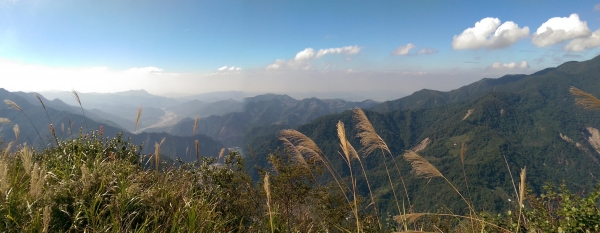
[2,0,600,100]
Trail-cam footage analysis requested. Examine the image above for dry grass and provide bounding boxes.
[403,151,442,179]
[217,148,226,162]
[195,140,199,164]
[35,93,52,124]
[3,142,13,158]
[337,121,358,163]
[264,173,274,233]
[462,109,474,120]
[516,167,527,231]
[279,129,353,205]
[354,108,408,214]
[0,118,10,125]
[135,106,143,131]
[71,90,89,131]
[280,137,309,169]
[353,108,391,156]
[570,86,600,110]
[393,213,425,224]
[154,137,166,171]
[29,163,45,199]
[42,206,51,233]
[279,129,323,157]
[193,116,199,136]
[4,99,22,112]
[13,124,19,142]
[411,138,431,153]
[586,127,600,154]
[403,151,476,218]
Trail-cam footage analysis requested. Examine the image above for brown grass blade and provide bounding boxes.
[353,108,391,156]
[570,86,600,110]
[393,213,425,224]
[403,151,442,178]
[460,142,467,165]
[4,99,22,112]
[217,148,226,162]
[411,138,431,153]
[34,93,45,108]
[154,142,161,171]
[0,118,10,125]
[337,121,352,163]
[3,141,13,157]
[193,115,199,136]
[13,124,19,142]
[279,129,323,159]
[519,167,526,207]
[135,106,142,131]
[195,140,199,164]
[280,137,309,169]
[264,173,274,233]
[71,90,82,106]
[71,90,89,131]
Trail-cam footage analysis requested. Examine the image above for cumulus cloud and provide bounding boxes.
[392,43,415,55]
[487,61,529,70]
[452,18,529,50]
[564,29,600,51]
[266,45,361,70]
[217,66,242,71]
[532,14,591,47]
[417,48,438,55]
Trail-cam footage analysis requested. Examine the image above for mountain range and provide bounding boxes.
[244,56,600,214]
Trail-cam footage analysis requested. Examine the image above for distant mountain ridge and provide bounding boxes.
[244,56,600,214]
[149,94,379,146]
[0,88,224,162]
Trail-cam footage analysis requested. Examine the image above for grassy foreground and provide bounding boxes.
[1,87,600,232]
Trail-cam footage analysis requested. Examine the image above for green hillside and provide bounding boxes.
[246,56,600,215]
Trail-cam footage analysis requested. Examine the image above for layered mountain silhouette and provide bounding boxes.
[245,56,600,213]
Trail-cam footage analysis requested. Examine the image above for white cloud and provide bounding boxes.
[532,14,591,47]
[417,48,438,55]
[316,46,361,58]
[294,48,315,61]
[564,29,600,51]
[595,4,600,11]
[487,61,529,70]
[125,67,163,74]
[0,59,173,93]
[266,45,361,70]
[452,18,529,50]
[217,66,242,71]
[392,43,415,55]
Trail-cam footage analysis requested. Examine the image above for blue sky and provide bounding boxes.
[2,0,600,99]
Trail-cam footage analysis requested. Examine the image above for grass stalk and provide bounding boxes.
[264,173,274,233]
[135,106,142,132]
[71,90,89,132]
[337,121,361,232]
[516,167,526,232]
[4,99,46,150]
